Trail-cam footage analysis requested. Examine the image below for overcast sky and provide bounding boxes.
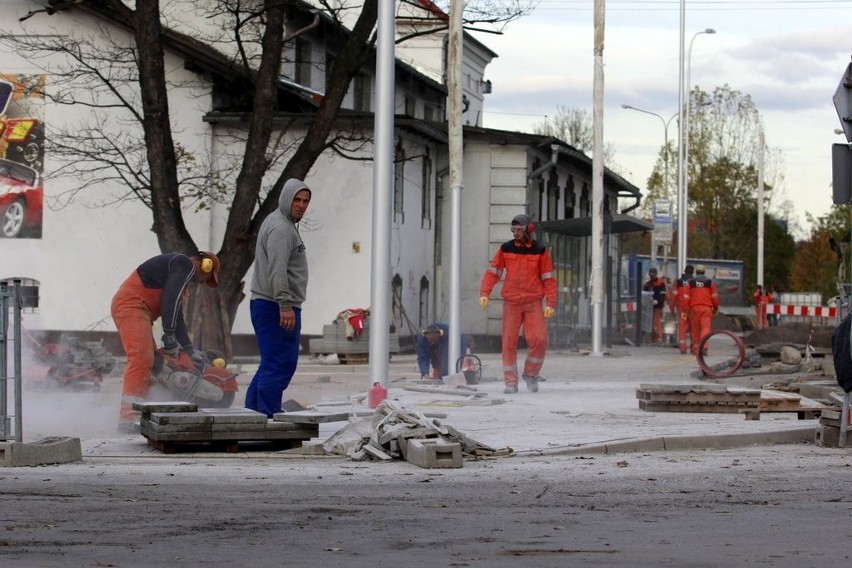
[471,0,852,238]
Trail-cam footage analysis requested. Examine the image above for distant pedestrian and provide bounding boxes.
[753,285,771,330]
[642,267,667,345]
[767,285,779,327]
[245,178,312,418]
[686,264,720,355]
[670,264,694,353]
[479,214,557,394]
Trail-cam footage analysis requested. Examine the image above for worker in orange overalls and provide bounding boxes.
[110,251,220,430]
[669,264,694,354]
[686,264,720,355]
[642,267,667,345]
[479,214,557,394]
[752,285,770,330]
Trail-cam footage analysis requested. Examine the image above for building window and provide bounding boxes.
[295,39,311,87]
[353,74,371,112]
[423,105,435,121]
[419,276,430,328]
[421,152,432,229]
[394,140,405,223]
[392,274,403,334]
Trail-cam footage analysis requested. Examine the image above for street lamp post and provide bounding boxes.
[677,27,716,273]
[621,105,678,193]
[621,104,678,263]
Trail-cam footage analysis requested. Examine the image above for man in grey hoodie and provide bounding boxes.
[245,178,312,417]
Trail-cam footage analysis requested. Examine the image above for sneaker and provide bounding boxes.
[503,384,518,394]
[523,375,540,393]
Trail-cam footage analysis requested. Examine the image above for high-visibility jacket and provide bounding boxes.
[686,275,720,310]
[672,274,692,311]
[642,276,667,310]
[480,238,557,308]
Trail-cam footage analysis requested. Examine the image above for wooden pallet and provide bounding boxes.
[144,436,308,454]
[133,402,319,454]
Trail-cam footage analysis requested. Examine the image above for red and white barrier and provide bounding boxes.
[768,304,836,318]
[619,302,837,319]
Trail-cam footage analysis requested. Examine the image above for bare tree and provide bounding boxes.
[13,0,531,355]
[534,105,616,163]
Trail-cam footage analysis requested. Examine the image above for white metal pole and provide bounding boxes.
[757,130,765,286]
[683,28,715,274]
[447,0,464,372]
[591,0,605,356]
[368,1,395,388]
[676,0,686,275]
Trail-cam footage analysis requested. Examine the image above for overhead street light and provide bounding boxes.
[622,104,678,264]
[621,104,678,196]
[677,27,716,274]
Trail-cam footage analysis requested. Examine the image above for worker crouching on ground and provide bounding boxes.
[416,323,470,380]
[110,251,220,430]
[479,214,557,394]
[686,264,720,355]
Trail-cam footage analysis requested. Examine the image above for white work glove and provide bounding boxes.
[479,296,489,310]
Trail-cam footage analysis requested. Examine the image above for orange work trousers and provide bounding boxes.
[501,299,548,386]
[754,305,768,329]
[650,308,664,344]
[676,308,690,353]
[110,272,161,416]
[689,305,713,354]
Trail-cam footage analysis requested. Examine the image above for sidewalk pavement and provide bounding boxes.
[16,344,833,461]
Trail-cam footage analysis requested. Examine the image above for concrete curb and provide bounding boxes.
[519,426,817,457]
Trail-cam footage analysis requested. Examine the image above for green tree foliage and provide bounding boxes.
[791,207,852,299]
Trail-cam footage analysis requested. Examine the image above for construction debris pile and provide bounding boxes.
[322,399,511,468]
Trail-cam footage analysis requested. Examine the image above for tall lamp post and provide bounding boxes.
[621,105,678,263]
[677,27,716,273]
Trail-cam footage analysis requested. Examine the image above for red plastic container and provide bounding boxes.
[368,382,387,409]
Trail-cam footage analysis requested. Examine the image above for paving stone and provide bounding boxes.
[133,401,197,415]
[405,438,463,469]
[150,412,215,425]
[273,410,352,423]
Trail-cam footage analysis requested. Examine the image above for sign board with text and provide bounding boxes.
[652,199,673,245]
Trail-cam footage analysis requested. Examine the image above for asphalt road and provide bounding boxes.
[2,444,850,567]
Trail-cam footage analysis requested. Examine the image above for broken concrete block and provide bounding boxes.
[406,438,462,469]
[0,437,82,467]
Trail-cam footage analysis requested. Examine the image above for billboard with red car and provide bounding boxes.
[0,74,45,238]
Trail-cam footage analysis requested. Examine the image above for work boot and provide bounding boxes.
[523,374,540,393]
[503,384,518,394]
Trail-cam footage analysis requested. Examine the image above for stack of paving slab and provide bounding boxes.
[135,402,319,453]
[636,383,762,413]
[815,392,849,447]
[636,383,828,420]
[308,319,400,361]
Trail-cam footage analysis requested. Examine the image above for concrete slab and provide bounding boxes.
[0,437,82,467]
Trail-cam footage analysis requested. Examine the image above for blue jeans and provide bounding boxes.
[245,299,301,417]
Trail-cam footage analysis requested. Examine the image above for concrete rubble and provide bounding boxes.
[322,399,511,468]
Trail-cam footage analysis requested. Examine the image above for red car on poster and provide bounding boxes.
[0,158,43,238]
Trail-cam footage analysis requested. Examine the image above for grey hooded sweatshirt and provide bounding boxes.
[250,178,311,311]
